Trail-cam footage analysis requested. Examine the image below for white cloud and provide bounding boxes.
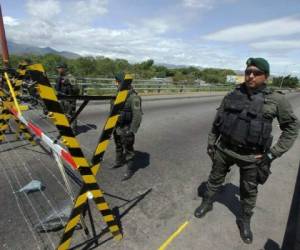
[182,0,237,9]
[3,16,20,26]
[204,16,300,42]
[251,40,300,50]
[72,0,108,23]
[140,18,170,34]
[5,13,239,68]
[7,16,300,75]
[4,0,300,75]
[183,0,216,9]
[26,0,61,20]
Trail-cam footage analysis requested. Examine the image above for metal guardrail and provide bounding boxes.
[82,83,233,95]
[48,77,233,95]
[49,77,295,96]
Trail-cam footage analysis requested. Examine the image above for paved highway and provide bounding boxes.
[1,92,300,250]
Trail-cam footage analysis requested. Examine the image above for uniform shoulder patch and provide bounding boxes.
[66,74,76,84]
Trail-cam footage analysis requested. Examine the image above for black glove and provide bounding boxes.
[207,145,215,161]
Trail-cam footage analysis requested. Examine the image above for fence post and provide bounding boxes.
[81,84,86,95]
[180,85,183,93]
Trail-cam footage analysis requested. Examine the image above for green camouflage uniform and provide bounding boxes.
[206,83,299,217]
[55,73,79,130]
[113,88,142,168]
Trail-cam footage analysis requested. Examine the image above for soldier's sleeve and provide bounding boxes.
[207,95,226,146]
[55,79,60,92]
[71,83,80,95]
[270,94,300,157]
[68,75,80,95]
[129,95,142,133]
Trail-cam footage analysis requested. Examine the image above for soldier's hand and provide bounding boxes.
[124,130,134,137]
[256,151,276,167]
[256,151,275,184]
[207,145,215,161]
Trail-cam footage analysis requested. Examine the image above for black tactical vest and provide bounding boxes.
[215,86,273,150]
[118,92,133,126]
[56,76,79,96]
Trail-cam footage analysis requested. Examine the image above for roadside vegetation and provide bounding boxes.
[3,53,299,88]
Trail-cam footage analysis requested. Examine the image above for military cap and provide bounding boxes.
[246,57,270,75]
[20,58,32,65]
[56,62,68,69]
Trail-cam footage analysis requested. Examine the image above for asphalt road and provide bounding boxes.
[1,92,300,250]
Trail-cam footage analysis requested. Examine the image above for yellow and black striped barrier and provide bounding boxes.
[91,73,132,175]
[0,73,15,142]
[0,89,9,142]
[0,69,34,143]
[0,66,27,141]
[27,64,131,250]
[14,65,35,143]
[0,86,5,142]
[0,77,11,142]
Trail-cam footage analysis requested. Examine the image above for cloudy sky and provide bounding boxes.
[2,0,300,75]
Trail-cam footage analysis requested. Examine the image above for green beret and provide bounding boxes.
[246,57,270,75]
[115,72,125,82]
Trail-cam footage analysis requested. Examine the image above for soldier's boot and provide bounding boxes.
[71,121,77,134]
[236,212,253,244]
[43,108,48,116]
[111,152,124,169]
[194,193,214,218]
[122,160,134,181]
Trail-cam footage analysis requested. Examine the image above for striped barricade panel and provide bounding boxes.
[14,65,33,142]
[72,73,132,243]
[0,70,34,143]
[27,64,129,250]
[0,98,9,142]
[91,75,131,175]
[0,78,10,142]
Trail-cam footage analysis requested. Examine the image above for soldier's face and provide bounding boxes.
[245,66,268,89]
[57,67,65,74]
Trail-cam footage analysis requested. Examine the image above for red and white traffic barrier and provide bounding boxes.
[10,108,77,170]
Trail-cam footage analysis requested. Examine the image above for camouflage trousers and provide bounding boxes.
[61,100,77,130]
[207,148,258,216]
[113,126,135,164]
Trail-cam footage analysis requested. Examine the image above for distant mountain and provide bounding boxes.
[7,41,81,59]
[158,63,203,69]
[234,70,244,75]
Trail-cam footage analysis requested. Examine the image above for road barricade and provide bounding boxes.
[1,63,132,249]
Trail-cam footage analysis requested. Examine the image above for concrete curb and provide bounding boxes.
[140,92,227,102]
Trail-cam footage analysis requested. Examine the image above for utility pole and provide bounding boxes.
[0,4,9,67]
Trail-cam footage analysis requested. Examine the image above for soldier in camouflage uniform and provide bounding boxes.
[55,63,79,132]
[112,73,143,181]
[194,58,299,244]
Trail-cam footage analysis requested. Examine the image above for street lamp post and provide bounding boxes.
[280,75,290,89]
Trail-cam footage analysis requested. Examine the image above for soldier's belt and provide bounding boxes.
[220,139,262,155]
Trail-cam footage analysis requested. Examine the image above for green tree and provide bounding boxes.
[201,68,236,84]
[2,53,239,84]
[140,59,154,70]
[73,56,97,76]
[272,75,299,88]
